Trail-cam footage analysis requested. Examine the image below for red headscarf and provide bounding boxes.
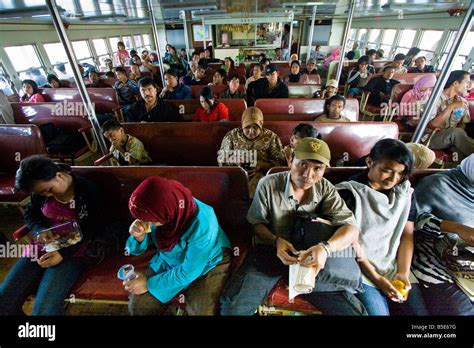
[128,177,198,251]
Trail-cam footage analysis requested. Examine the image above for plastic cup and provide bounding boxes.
[117,264,138,282]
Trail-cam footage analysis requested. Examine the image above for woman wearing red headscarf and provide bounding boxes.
[123,177,231,315]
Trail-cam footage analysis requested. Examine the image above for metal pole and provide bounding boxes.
[335,0,355,83]
[412,5,473,144]
[147,0,166,87]
[306,5,317,63]
[202,18,206,49]
[45,0,109,158]
[180,10,191,61]
[288,11,294,59]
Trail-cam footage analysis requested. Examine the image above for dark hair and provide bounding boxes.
[132,55,140,60]
[138,77,156,89]
[376,50,384,58]
[444,70,469,89]
[284,24,290,31]
[200,86,217,111]
[47,74,60,84]
[216,68,227,79]
[368,139,413,180]
[115,67,127,74]
[117,41,125,48]
[224,57,235,69]
[366,49,377,56]
[324,94,346,113]
[141,49,149,54]
[290,60,301,69]
[406,47,421,57]
[275,48,281,52]
[228,73,240,82]
[165,68,179,78]
[192,52,200,58]
[102,119,123,133]
[416,56,426,62]
[130,50,137,56]
[346,51,356,60]
[260,58,270,65]
[254,64,264,71]
[382,65,396,73]
[105,71,115,78]
[357,55,370,68]
[394,53,406,61]
[21,79,39,101]
[15,155,71,192]
[292,123,321,139]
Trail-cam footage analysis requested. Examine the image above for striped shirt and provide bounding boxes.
[412,213,454,284]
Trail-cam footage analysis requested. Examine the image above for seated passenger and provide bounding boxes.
[310,45,326,61]
[128,50,138,66]
[45,74,65,88]
[347,55,375,97]
[285,60,309,84]
[219,74,246,100]
[366,49,377,66]
[209,68,227,87]
[125,177,231,315]
[403,47,421,67]
[319,79,339,99]
[220,137,366,316]
[411,154,474,315]
[0,156,108,315]
[126,77,181,122]
[159,69,192,100]
[245,64,264,90]
[400,74,437,127]
[218,107,284,197]
[289,53,299,67]
[180,60,198,85]
[222,57,235,72]
[426,70,473,160]
[376,49,384,59]
[364,66,400,107]
[114,41,130,66]
[337,139,428,316]
[129,64,143,81]
[113,67,140,114]
[302,58,318,75]
[54,63,72,80]
[315,94,351,122]
[102,119,152,165]
[20,79,45,103]
[386,53,407,74]
[274,48,283,61]
[412,56,435,73]
[88,71,109,88]
[247,64,289,105]
[282,123,321,166]
[346,51,356,60]
[193,86,229,122]
[187,66,207,86]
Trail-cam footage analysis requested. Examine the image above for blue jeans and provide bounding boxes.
[419,281,474,316]
[357,283,428,316]
[220,246,367,316]
[348,87,363,97]
[0,256,85,315]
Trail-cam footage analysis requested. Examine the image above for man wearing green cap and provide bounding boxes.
[221,138,367,316]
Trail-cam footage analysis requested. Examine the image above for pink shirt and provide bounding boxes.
[22,93,45,103]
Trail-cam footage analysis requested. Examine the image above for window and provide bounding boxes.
[43,42,74,77]
[0,62,16,96]
[109,37,121,52]
[380,29,397,57]
[123,36,133,50]
[367,29,381,50]
[356,29,367,49]
[346,28,357,50]
[438,31,474,70]
[418,30,443,61]
[4,45,47,83]
[93,38,110,67]
[72,40,95,67]
[142,34,152,50]
[134,35,143,49]
[395,29,416,55]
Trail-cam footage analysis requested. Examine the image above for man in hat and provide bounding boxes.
[247,63,289,106]
[220,138,365,316]
[303,58,318,75]
[320,79,339,99]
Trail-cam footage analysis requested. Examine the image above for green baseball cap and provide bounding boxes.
[294,137,331,167]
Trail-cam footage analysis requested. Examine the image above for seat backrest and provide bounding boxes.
[0,124,48,174]
[305,74,321,84]
[390,84,414,104]
[255,98,359,121]
[122,121,398,166]
[228,67,246,77]
[72,166,251,248]
[39,88,119,106]
[10,102,91,133]
[166,99,247,121]
[288,84,321,98]
[367,73,436,85]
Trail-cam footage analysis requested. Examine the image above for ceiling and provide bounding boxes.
[0,0,469,23]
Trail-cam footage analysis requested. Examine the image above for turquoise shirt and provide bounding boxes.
[125,198,231,303]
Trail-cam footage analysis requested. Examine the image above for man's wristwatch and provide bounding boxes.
[319,241,331,256]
